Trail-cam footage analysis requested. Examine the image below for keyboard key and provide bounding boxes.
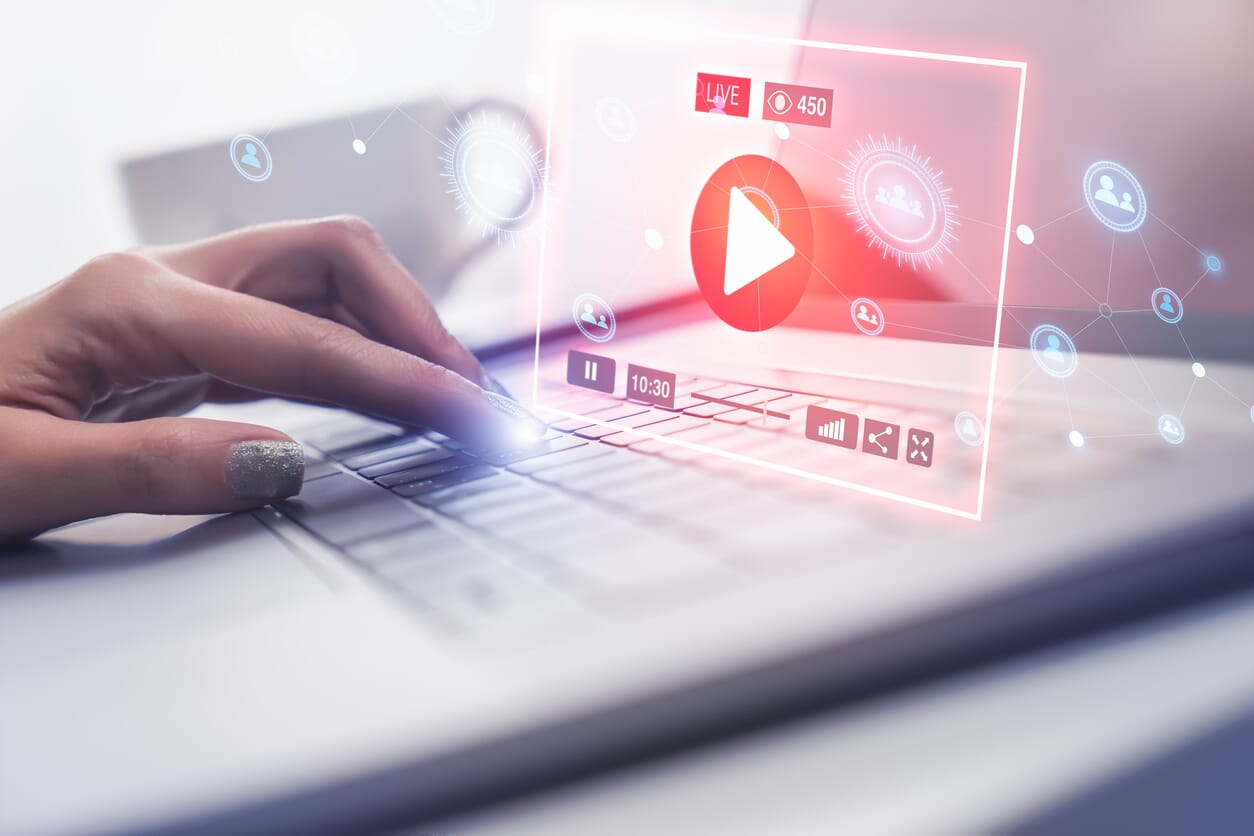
[468,434,587,467]
[359,448,456,480]
[392,463,500,497]
[342,437,437,471]
[304,423,403,456]
[507,442,616,475]
[303,459,342,482]
[283,473,427,546]
[345,524,479,574]
[412,474,525,509]
[375,455,478,488]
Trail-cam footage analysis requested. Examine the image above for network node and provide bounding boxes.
[594,96,637,143]
[229,134,272,182]
[1157,414,1185,445]
[1205,254,1222,273]
[1030,324,1078,379]
[1083,160,1146,232]
[840,135,958,269]
[439,112,544,243]
[1069,430,1085,448]
[572,293,616,343]
[352,138,366,155]
[644,228,664,250]
[1151,287,1183,325]
[774,123,791,141]
[1098,302,1113,319]
[1015,224,1034,245]
[954,411,985,446]
[1192,361,1206,379]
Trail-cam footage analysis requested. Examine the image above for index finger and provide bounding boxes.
[142,216,497,392]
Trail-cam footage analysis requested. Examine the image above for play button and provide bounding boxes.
[691,155,813,332]
[723,186,797,295]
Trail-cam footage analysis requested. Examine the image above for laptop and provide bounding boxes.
[4,2,1253,834]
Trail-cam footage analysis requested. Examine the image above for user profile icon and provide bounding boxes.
[850,297,885,336]
[1083,160,1146,233]
[1157,413,1185,445]
[572,293,616,343]
[230,134,272,182]
[595,97,637,143]
[954,411,986,447]
[1029,324,1078,379]
[1151,287,1183,325]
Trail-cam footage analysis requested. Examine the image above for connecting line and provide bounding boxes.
[1071,314,1105,340]
[794,248,852,303]
[1062,376,1076,431]
[690,392,790,420]
[605,248,651,308]
[1029,241,1102,305]
[363,106,401,144]
[1149,210,1205,255]
[1083,432,1159,440]
[949,250,997,302]
[1105,229,1117,301]
[994,364,1038,403]
[890,322,994,345]
[1180,375,1200,418]
[1105,318,1165,413]
[1174,324,1197,362]
[1206,375,1252,409]
[1033,205,1086,231]
[393,104,444,144]
[1182,267,1213,301]
[1136,228,1164,289]
[1081,363,1159,420]
[952,213,1006,230]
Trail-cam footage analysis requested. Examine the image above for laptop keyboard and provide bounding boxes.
[275,374,1115,644]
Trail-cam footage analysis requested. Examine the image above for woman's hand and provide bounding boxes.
[0,216,540,541]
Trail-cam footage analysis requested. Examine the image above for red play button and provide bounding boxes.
[690,155,813,332]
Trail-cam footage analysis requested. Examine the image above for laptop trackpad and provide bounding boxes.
[0,512,335,673]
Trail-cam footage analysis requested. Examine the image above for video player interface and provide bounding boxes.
[532,17,1025,519]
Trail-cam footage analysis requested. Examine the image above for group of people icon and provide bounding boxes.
[874,183,925,219]
[580,303,609,330]
[474,159,525,197]
[855,303,880,327]
[1093,174,1136,214]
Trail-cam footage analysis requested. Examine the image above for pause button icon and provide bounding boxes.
[566,350,616,394]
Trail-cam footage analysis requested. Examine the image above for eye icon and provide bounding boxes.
[768,90,792,115]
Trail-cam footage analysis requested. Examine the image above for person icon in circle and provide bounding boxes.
[239,142,263,170]
[1042,333,1066,365]
[1158,292,1177,317]
[1094,174,1134,214]
[581,303,608,329]
[857,303,879,327]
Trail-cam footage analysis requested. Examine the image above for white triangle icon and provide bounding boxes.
[723,186,796,296]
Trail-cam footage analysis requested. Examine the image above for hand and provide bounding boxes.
[0,216,541,541]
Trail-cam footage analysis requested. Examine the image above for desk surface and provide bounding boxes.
[443,586,1254,835]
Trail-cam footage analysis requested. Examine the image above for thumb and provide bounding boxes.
[2,412,305,540]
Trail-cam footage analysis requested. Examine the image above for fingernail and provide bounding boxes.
[226,441,305,500]
[484,391,548,442]
[482,374,516,401]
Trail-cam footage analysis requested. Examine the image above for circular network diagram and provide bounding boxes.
[439,113,544,242]
[690,154,814,332]
[841,135,957,269]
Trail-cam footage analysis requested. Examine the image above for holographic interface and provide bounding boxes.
[532,21,1026,519]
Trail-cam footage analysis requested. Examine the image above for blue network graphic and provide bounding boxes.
[1015,159,1241,450]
